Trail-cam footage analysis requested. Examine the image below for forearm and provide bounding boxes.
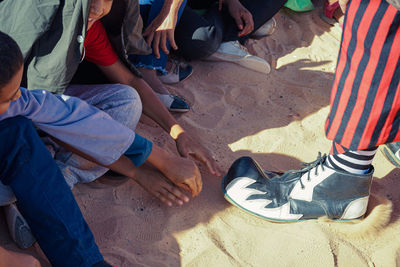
[128,75,184,137]
[55,134,176,183]
[163,0,183,17]
[145,144,171,174]
[51,136,137,178]
[99,61,184,140]
[170,0,184,14]
[158,0,184,29]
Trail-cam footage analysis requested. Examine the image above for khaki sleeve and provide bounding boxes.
[123,0,152,55]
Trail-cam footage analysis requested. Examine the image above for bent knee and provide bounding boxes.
[116,84,142,118]
[110,84,142,129]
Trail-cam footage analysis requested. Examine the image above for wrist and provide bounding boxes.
[169,0,183,19]
[170,124,185,140]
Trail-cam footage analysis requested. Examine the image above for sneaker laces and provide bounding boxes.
[232,41,249,53]
[288,152,327,189]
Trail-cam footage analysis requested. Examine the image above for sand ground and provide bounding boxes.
[1,1,400,266]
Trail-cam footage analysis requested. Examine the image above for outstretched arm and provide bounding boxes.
[99,60,222,176]
[2,88,203,205]
[54,134,202,206]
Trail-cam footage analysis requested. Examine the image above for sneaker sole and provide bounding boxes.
[206,54,271,74]
[169,108,190,113]
[381,145,400,169]
[221,175,364,223]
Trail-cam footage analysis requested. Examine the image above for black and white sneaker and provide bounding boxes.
[382,142,400,168]
[156,93,190,113]
[157,60,193,85]
[222,154,374,222]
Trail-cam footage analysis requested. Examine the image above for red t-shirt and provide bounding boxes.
[83,20,118,66]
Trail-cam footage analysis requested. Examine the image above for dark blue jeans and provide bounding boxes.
[0,116,103,267]
[174,0,287,60]
[129,0,187,73]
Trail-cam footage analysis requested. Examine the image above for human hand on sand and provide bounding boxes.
[134,164,191,206]
[175,132,222,177]
[219,0,254,37]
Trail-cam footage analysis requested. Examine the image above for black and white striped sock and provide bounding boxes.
[326,142,376,175]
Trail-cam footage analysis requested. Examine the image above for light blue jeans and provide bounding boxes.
[0,83,142,205]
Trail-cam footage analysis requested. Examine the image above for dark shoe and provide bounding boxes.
[4,203,36,249]
[157,60,193,84]
[222,154,374,222]
[156,93,190,113]
[382,142,400,168]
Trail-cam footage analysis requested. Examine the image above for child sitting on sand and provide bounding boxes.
[0,31,202,266]
[0,0,220,204]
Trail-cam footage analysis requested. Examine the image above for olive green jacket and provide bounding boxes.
[0,0,151,94]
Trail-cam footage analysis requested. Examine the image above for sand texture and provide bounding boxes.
[1,2,400,266]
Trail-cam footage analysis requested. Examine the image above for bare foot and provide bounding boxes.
[146,145,203,197]
[133,164,190,206]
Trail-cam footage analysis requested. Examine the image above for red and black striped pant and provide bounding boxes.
[325,0,400,150]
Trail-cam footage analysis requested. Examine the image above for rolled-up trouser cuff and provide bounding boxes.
[124,133,153,166]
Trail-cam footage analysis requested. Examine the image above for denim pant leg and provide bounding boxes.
[129,0,187,72]
[175,0,286,60]
[0,116,103,267]
[222,0,286,43]
[174,4,223,60]
[49,84,142,188]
